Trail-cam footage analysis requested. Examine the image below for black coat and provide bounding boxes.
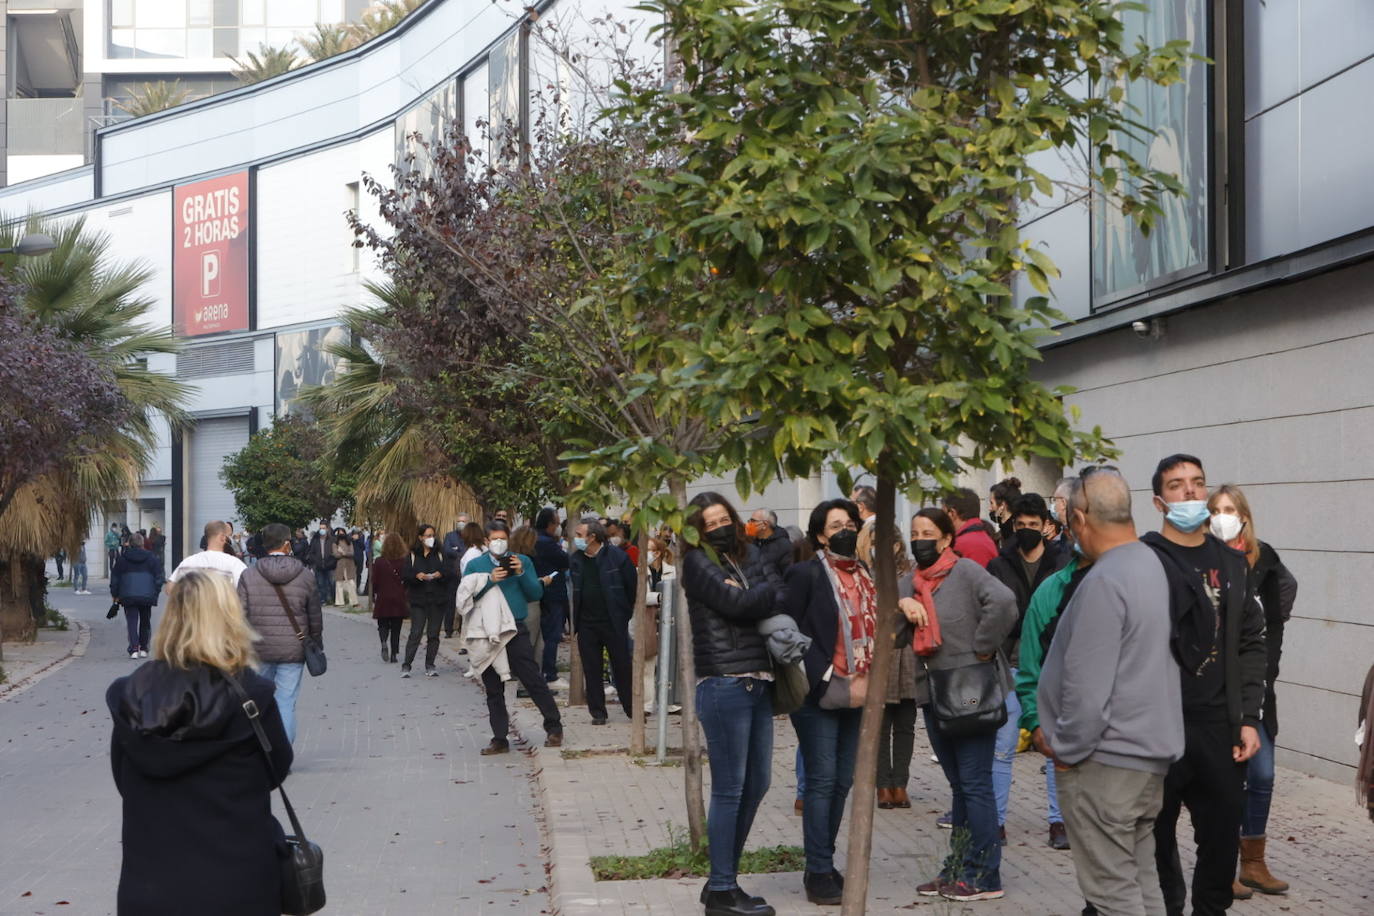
[780,556,849,704]
[682,544,780,677]
[534,530,572,610]
[404,546,450,605]
[110,547,165,607]
[986,541,1068,667]
[570,542,636,631]
[107,663,292,916]
[1254,541,1297,738]
[754,527,794,580]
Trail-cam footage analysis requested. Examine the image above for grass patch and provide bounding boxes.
[590,824,803,880]
[43,608,70,631]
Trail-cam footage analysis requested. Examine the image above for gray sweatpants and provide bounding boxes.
[1058,758,1167,916]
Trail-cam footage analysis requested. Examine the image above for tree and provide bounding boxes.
[115,80,194,118]
[347,0,428,45]
[627,0,1190,907]
[299,23,359,62]
[0,215,189,641]
[220,415,357,531]
[230,45,301,85]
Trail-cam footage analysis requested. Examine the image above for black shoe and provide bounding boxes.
[702,887,774,916]
[591,716,608,726]
[830,870,844,890]
[516,688,530,698]
[804,870,843,905]
[480,738,510,756]
[380,643,389,662]
[699,884,767,907]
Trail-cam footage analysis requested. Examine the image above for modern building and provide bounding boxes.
[0,0,371,186]
[1,0,1369,783]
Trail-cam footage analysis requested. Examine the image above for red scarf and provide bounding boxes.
[913,548,959,620]
[826,553,878,676]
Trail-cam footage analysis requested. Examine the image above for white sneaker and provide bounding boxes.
[130,651,139,659]
[139,650,148,658]
[547,677,569,690]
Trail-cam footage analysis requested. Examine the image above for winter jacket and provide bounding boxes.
[756,613,811,664]
[986,540,1069,667]
[107,662,291,916]
[570,542,637,632]
[891,573,927,704]
[464,552,543,622]
[1014,559,1085,734]
[1254,541,1297,739]
[304,533,335,572]
[683,543,781,677]
[236,555,322,664]
[754,527,794,580]
[913,557,1017,689]
[369,556,409,619]
[781,555,866,703]
[403,547,450,606]
[332,539,356,582]
[534,530,571,610]
[456,572,516,680]
[1141,531,1266,740]
[111,548,165,607]
[952,519,998,569]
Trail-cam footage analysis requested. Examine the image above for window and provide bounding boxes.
[395,80,457,176]
[107,0,344,59]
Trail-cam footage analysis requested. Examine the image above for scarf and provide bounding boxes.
[912,548,959,621]
[823,552,877,676]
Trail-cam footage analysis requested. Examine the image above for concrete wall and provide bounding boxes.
[1036,258,1374,781]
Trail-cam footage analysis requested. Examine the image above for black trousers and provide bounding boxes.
[878,699,919,789]
[481,623,562,742]
[1154,719,1247,916]
[377,617,403,655]
[577,618,633,719]
[403,598,444,669]
[444,578,460,636]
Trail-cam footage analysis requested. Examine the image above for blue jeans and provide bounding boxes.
[71,563,88,592]
[1242,726,1276,837]
[993,675,1022,825]
[313,568,332,607]
[258,661,305,744]
[123,604,151,654]
[791,703,862,875]
[1045,756,1062,823]
[795,747,806,800]
[540,600,568,681]
[697,676,774,891]
[924,707,1001,890]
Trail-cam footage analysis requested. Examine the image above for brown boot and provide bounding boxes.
[1232,878,1253,900]
[877,788,895,809]
[1238,835,1289,894]
[892,787,912,809]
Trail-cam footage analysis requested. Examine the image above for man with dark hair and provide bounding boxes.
[943,487,998,568]
[570,515,636,725]
[1141,454,1264,916]
[605,518,640,567]
[303,523,335,607]
[988,492,1070,848]
[748,507,793,579]
[533,507,571,685]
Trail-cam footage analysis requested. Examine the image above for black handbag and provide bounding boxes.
[927,657,1008,738]
[272,583,327,677]
[224,674,326,916]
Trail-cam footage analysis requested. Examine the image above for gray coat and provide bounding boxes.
[892,574,928,705]
[915,557,1017,692]
[237,555,322,664]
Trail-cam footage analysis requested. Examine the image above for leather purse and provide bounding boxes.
[224,674,326,915]
[927,656,1008,737]
[272,583,327,677]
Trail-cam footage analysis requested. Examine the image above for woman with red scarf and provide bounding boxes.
[782,498,877,906]
[906,507,1017,903]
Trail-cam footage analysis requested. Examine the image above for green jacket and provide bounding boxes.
[1014,558,1080,733]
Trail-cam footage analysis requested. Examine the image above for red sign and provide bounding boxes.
[173,172,250,336]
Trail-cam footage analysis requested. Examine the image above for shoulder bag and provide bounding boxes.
[223,674,326,916]
[272,582,327,677]
[928,655,1007,737]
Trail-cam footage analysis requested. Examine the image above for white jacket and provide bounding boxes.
[456,572,516,680]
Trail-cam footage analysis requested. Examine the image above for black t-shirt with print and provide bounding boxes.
[1176,537,1227,718]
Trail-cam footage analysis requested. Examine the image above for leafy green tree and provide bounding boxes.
[628,0,1190,906]
[114,80,194,118]
[230,45,300,84]
[220,415,357,532]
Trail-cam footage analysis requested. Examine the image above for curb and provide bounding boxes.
[0,619,89,703]
[324,607,617,915]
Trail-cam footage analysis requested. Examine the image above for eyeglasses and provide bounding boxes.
[1076,464,1120,518]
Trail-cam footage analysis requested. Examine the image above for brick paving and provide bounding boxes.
[0,584,551,916]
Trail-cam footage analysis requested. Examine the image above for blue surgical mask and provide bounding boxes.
[1164,500,1211,534]
[573,536,588,551]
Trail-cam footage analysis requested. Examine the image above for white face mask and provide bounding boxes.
[647,550,658,565]
[1209,513,1244,543]
[489,538,508,556]
[422,536,435,548]
[609,536,624,547]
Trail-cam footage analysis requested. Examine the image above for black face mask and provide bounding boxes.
[826,529,858,558]
[911,538,941,569]
[704,524,736,553]
[1013,527,1044,553]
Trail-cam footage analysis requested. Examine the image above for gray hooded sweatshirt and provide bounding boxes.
[1038,539,1184,774]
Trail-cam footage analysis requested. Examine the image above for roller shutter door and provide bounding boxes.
[188,416,250,536]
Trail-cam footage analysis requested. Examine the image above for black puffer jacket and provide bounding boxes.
[1255,541,1297,739]
[754,527,794,580]
[683,543,781,677]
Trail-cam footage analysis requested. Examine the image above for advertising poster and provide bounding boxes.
[173,171,250,336]
[276,326,348,417]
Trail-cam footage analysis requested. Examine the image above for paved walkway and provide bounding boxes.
[0,583,550,916]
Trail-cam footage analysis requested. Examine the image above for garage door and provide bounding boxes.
[188,416,250,539]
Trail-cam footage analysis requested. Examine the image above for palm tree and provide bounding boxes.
[299,23,358,63]
[0,215,190,640]
[230,44,301,85]
[114,80,194,118]
[347,0,428,45]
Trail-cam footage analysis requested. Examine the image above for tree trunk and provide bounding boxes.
[841,468,900,915]
[629,525,651,755]
[669,475,707,848]
[0,553,39,646]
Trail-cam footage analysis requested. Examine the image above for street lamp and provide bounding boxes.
[0,233,57,257]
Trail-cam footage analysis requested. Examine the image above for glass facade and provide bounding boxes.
[108,0,349,60]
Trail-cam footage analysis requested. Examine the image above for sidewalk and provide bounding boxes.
[490,642,1374,915]
[0,616,87,701]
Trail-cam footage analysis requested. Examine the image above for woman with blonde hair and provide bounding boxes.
[1208,484,1298,899]
[107,570,292,915]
